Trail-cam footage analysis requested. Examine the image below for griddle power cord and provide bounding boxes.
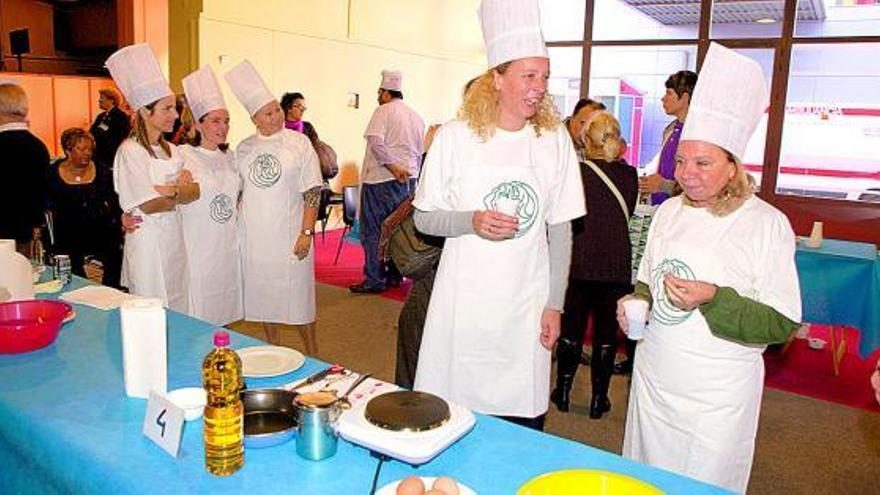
[369,452,392,495]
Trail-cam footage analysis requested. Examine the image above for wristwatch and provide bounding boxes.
[301,228,315,237]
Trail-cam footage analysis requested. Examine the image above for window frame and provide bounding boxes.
[548,0,880,246]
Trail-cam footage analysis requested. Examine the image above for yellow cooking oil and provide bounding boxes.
[202,330,244,476]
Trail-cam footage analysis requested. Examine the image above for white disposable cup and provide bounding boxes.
[495,197,519,217]
[623,298,649,341]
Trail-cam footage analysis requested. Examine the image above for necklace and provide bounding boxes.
[64,162,91,184]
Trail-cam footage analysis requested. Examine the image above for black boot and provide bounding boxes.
[589,344,616,419]
[551,337,581,413]
[613,339,636,375]
[550,375,573,413]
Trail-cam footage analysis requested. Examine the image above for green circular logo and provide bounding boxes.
[249,153,281,188]
[483,181,539,238]
[209,193,234,224]
[651,258,697,325]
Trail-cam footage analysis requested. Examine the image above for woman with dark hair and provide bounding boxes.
[177,66,242,325]
[107,44,199,311]
[280,91,308,133]
[550,112,637,418]
[46,128,123,287]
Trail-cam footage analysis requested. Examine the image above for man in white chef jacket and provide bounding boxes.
[412,0,586,430]
[350,70,424,294]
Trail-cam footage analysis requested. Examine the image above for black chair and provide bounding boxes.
[334,185,359,265]
[317,182,343,242]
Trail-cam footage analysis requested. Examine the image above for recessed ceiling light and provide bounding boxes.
[756,17,777,23]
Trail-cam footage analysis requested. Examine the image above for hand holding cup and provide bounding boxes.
[472,210,518,241]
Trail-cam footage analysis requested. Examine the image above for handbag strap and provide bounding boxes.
[583,160,630,220]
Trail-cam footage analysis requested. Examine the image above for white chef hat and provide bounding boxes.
[681,43,769,163]
[478,0,548,68]
[105,44,172,111]
[380,70,403,92]
[223,59,275,117]
[182,65,226,121]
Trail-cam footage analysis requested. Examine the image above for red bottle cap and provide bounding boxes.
[213,331,230,347]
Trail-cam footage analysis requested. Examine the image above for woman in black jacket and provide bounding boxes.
[46,128,123,287]
[551,112,638,418]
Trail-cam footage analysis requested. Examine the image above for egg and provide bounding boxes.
[396,476,425,495]
[432,477,460,495]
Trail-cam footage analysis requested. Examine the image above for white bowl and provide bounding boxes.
[167,387,207,421]
[807,337,827,350]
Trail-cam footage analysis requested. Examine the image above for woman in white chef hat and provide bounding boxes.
[224,60,322,354]
[616,43,802,493]
[412,0,586,430]
[107,43,199,312]
[177,66,243,326]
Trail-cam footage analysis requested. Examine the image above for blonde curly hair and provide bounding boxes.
[457,62,560,141]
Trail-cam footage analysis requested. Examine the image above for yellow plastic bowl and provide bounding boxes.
[517,469,664,495]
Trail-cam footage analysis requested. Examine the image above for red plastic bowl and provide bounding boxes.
[0,300,72,354]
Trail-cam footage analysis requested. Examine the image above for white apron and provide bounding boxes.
[236,130,322,325]
[414,123,585,418]
[117,144,188,313]
[179,145,243,326]
[623,200,768,493]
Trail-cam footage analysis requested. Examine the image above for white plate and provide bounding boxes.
[375,476,476,495]
[238,346,305,378]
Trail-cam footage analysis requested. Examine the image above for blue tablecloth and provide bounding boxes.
[796,238,880,357]
[0,278,728,494]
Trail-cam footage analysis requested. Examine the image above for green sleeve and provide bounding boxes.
[634,281,653,306]
[699,286,800,345]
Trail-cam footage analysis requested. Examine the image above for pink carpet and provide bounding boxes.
[314,228,880,412]
[764,325,880,412]
[313,227,410,302]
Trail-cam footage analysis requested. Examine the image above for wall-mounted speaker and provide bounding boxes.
[10,29,30,56]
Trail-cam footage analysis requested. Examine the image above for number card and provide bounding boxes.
[143,390,185,457]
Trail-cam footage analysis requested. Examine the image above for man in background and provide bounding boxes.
[0,82,49,254]
[350,69,424,294]
[89,88,130,175]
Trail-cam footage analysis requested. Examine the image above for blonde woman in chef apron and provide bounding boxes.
[412,0,586,430]
[177,66,243,326]
[107,44,198,312]
[224,60,323,355]
[617,44,801,493]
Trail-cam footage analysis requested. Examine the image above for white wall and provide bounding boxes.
[198,0,486,187]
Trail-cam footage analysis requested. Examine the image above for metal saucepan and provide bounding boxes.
[241,388,297,449]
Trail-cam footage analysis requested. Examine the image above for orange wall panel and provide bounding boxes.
[53,77,92,152]
[1,72,117,157]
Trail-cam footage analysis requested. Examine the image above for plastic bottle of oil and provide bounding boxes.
[202,330,244,476]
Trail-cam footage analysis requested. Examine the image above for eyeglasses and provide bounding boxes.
[293,104,307,112]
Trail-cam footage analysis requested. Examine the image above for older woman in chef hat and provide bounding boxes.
[616,44,802,493]
[412,0,586,431]
[107,44,199,312]
[224,60,322,354]
[176,66,243,326]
